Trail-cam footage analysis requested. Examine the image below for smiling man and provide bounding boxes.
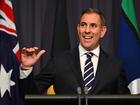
[20,8,130,95]
[77,8,107,51]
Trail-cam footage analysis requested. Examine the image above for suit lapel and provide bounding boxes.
[91,49,109,93]
[69,48,85,90]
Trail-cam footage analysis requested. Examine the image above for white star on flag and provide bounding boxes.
[0,64,15,98]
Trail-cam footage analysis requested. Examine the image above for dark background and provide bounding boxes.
[12,0,140,75]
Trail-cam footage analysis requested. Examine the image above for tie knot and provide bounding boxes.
[85,52,93,58]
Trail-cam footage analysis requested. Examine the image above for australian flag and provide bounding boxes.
[0,0,25,105]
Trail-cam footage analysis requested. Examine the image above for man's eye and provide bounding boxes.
[80,23,86,27]
[90,24,97,28]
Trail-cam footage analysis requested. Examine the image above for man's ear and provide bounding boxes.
[77,24,80,30]
[100,26,107,38]
[77,24,80,34]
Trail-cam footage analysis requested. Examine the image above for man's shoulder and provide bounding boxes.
[100,48,123,64]
[53,47,78,59]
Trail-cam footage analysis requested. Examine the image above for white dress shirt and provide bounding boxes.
[78,44,100,78]
[20,65,32,79]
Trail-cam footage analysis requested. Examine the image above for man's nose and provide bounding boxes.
[85,26,90,34]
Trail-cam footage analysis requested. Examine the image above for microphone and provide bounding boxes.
[84,87,88,105]
[77,87,82,105]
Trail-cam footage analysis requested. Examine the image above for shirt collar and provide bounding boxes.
[79,44,100,57]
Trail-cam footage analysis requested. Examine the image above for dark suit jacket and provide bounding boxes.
[22,47,130,95]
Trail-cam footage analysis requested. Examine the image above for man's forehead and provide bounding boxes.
[80,13,101,23]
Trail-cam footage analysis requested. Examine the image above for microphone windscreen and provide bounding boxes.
[77,87,82,94]
[84,87,88,95]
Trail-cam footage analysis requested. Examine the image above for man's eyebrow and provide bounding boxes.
[80,22,86,24]
[90,23,97,25]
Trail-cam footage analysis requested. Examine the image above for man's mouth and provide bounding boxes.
[83,35,93,39]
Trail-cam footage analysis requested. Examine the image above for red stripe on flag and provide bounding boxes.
[0,0,15,22]
[0,24,16,34]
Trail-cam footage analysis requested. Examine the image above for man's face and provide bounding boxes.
[77,13,107,51]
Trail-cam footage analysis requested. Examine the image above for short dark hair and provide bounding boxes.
[80,8,106,26]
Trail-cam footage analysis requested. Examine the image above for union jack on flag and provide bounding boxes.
[0,0,24,105]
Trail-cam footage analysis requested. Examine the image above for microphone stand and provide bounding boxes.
[84,87,88,105]
[77,87,82,105]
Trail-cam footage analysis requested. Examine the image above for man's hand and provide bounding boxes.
[21,47,46,70]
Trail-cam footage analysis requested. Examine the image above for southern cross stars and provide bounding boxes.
[0,64,15,98]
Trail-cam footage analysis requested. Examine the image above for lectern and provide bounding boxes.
[25,95,140,105]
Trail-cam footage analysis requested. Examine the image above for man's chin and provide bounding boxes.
[83,46,93,51]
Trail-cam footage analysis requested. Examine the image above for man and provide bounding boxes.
[20,8,130,94]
